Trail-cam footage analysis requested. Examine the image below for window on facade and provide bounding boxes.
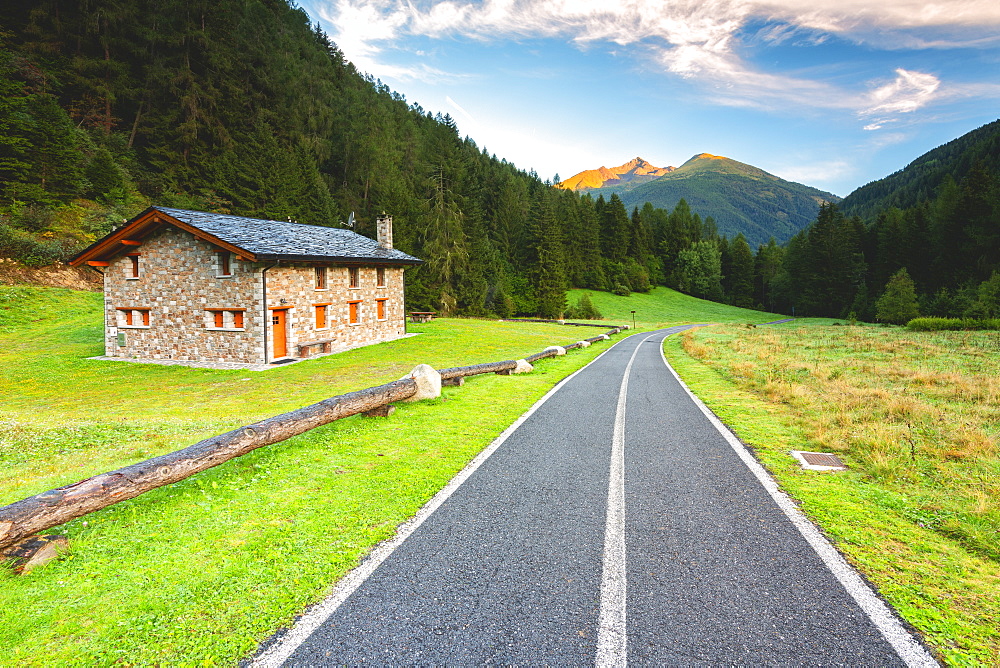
[349,266,360,288]
[206,309,246,329]
[118,307,150,327]
[218,251,232,277]
[128,254,140,278]
[376,267,386,287]
[376,299,387,320]
[348,300,361,324]
[315,303,330,328]
[315,266,327,290]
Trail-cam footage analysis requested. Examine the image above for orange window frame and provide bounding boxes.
[118,307,150,326]
[218,251,232,276]
[206,308,247,329]
[314,303,331,328]
[348,300,361,324]
[376,299,386,320]
[128,254,140,278]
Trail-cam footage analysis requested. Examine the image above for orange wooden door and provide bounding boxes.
[272,309,288,358]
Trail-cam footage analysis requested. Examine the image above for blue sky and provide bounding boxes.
[298,0,1000,197]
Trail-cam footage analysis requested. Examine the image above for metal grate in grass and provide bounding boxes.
[791,450,847,471]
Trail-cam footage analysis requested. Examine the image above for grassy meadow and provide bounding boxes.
[566,286,784,326]
[0,285,620,665]
[6,282,995,665]
[666,322,1000,665]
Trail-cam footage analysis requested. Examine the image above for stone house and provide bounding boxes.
[69,206,422,365]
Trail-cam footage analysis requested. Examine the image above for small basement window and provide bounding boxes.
[348,300,361,324]
[117,307,151,328]
[348,266,360,288]
[205,308,247,330]
[315,266,328,290]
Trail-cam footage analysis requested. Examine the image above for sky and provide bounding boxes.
[297,0,1000,197]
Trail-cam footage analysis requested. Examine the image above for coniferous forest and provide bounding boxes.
[1,0,997,321]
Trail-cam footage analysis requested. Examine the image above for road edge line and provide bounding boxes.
[249,336,631,667]
[656,337,938,668]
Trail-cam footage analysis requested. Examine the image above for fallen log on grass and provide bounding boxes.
[0,378,418,552]
[437,360,518,379]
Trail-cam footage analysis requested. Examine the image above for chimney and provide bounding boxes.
[376,213,393,250]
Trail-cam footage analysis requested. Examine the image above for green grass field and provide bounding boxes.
[566,286,784,327]
[666,323,1000,665]
[0,286,618,665]
[4,284,995,665]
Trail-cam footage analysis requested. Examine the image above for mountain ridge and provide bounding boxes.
[839,118,1000,220]
[585,153,840,246]
[556,156,674,190]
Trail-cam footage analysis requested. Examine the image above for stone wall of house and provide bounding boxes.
[265,264,407,359]
[104,226,265,363]
[103,225,409,364]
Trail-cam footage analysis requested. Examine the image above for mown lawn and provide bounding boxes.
[0,286,615,666]
[566,286,784,327]
[666,322,1000,665]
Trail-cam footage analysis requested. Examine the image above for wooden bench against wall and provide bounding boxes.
[296,339,334,357]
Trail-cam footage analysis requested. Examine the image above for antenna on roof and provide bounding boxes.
[346,211,355,228]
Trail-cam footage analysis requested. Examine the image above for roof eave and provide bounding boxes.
[254,253,423,265]
[68,207,257,266]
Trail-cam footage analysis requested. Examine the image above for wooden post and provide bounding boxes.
[1,534,68,574]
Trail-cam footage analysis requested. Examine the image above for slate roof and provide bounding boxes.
[69,206,422,266]
[154,207,422,264]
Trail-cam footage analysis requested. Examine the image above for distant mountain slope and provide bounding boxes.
[557,157,674,190]
[589,153,840,247]
[839,119,1000,220]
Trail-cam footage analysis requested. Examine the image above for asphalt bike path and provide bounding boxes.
[256,327,933,666]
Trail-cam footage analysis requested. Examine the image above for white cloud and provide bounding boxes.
[865,68,941,114]
[771,159,854,193]
[311,0,1000,121]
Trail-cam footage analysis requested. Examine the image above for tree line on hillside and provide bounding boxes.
[4,0,993,323]
[761,162,1000,322]
[0,0,773,317]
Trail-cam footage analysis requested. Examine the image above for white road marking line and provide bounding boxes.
[657,338,938,668]
[249,340,628,668]
[596,332,656,667]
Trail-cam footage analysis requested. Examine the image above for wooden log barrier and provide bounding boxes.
[524,349,559,364]
[437,360,518,380]
[0,378,418,552]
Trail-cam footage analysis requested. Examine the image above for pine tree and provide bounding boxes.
[875,268,920,324]
[728,233,755,308]
[531,194,567,318]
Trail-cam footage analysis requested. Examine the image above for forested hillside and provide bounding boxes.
[839,119,1000,221]
[761,120,1000,321]
[0,0,783,316]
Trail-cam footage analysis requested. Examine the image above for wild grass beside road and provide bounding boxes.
[665,322,1000,665]
[0,286,613,666]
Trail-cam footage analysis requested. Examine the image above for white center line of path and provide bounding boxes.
[596,332,656,667]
